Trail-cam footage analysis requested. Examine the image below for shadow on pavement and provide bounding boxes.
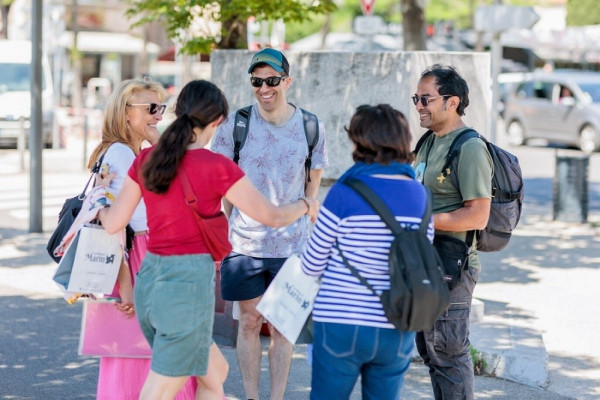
[0,228,52,269]
[0,295,98,399]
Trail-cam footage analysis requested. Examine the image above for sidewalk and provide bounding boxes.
[1,141,598,399]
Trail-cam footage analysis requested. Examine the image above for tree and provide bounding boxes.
[400,0,426,50]
[566,0,600,26]
[1,0,14,39]
[126,0,337,54]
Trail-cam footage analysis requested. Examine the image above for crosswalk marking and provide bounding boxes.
[0,170,89,223]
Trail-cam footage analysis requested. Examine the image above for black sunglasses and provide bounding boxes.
[250,76,287,88]
[411,95,452,106]
[127,103,167,115]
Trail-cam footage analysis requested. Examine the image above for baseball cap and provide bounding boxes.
[248,48,290,75]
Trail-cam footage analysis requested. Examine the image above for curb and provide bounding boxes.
[470,303,549,388]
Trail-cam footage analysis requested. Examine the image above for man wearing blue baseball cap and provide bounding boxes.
[211,48,328,400]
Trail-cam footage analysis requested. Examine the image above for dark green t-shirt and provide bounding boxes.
[414,127,493,268]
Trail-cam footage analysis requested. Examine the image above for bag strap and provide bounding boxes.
[232,104,319,183]
[344,178,431,235]
[301,108,319,183]
[440,128,480,183]
[335,240,381,299]
[336,178,433,298]
[233,105,253,164]
[79,153,106,199]
[177,167,209,232]
[440,128,481,248]
[413,129,434,155]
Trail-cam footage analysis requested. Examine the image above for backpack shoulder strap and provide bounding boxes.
[413,130,434,155]
[233,105,253,164]
[335,240,379,297]
[337,179,433,298]
[440,128,481,177]
[439,128,481,192]
[300,108,319,183]
[441,128,482,249]
[301,108,319,149]
[344,178,403,235]
[345,178,432,237]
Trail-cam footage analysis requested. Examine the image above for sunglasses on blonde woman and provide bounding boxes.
[127,103,167,115]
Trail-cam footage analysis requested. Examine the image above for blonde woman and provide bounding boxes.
[88,79,197,399]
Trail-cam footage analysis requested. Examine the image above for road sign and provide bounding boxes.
[354,15,384,36]
[474,5,540,33]
[361,0,375,16]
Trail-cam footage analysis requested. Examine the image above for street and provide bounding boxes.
[0,126,599,399]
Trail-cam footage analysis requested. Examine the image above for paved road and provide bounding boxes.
[0,133,599,399]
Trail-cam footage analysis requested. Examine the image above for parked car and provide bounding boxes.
[503,70,600,154]
[0,40,55,148]
[497,72,526,119]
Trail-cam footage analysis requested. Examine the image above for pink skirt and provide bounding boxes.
[97,234,198,400]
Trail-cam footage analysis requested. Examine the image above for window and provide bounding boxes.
[532,81,553,100]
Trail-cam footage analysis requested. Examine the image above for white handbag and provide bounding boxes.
[256,254,321,344]
[63,223,122,294]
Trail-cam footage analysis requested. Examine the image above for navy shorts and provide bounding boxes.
[220,252,286,301]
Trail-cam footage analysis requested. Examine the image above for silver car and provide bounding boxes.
[503,71,600,154]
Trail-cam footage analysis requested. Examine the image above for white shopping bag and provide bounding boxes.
[256,254,320,344]
[66,224,122,294]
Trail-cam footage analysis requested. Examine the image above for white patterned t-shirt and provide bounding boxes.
[210,104,328,258]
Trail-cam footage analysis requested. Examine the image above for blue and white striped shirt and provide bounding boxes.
[301,175,434,329]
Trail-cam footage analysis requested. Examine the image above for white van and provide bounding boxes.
[0,40,55,147]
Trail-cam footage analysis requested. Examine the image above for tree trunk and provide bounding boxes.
[220,16,247,49]
[1,5,10,39]
[401,0,427,51]
[320,13,331,50]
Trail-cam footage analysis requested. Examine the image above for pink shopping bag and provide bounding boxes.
[78,300,152,358]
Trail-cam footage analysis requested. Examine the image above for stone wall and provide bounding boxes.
[211,50,491,182]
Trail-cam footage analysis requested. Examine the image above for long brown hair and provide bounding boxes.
[142,80,228,193]
[86,79,166,170]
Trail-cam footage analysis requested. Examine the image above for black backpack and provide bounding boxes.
[414,129,524,252]
[233,105,319,182]
[336,178,450,332]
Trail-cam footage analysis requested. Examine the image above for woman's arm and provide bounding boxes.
[224,176,318,227]
[114,259,135,317]
[98,175,142,234]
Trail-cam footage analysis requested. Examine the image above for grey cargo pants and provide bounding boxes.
[416,266,479,400]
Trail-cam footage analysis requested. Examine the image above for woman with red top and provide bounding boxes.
[87,78,197,400]
[98,80,318,400]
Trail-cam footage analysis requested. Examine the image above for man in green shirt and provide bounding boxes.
[413,64,493,400]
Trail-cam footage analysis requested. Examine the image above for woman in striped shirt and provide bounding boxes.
[301,104,432,399]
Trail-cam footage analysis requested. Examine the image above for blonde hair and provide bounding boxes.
[87,79,166,170]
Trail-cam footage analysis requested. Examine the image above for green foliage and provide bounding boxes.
[425,0,543,30]
[286,0,554,43]
[427,0,473,28]
[469,345,487,375]
[286,0,403,46]
[567,0,600,26]
[126,0,337,54]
